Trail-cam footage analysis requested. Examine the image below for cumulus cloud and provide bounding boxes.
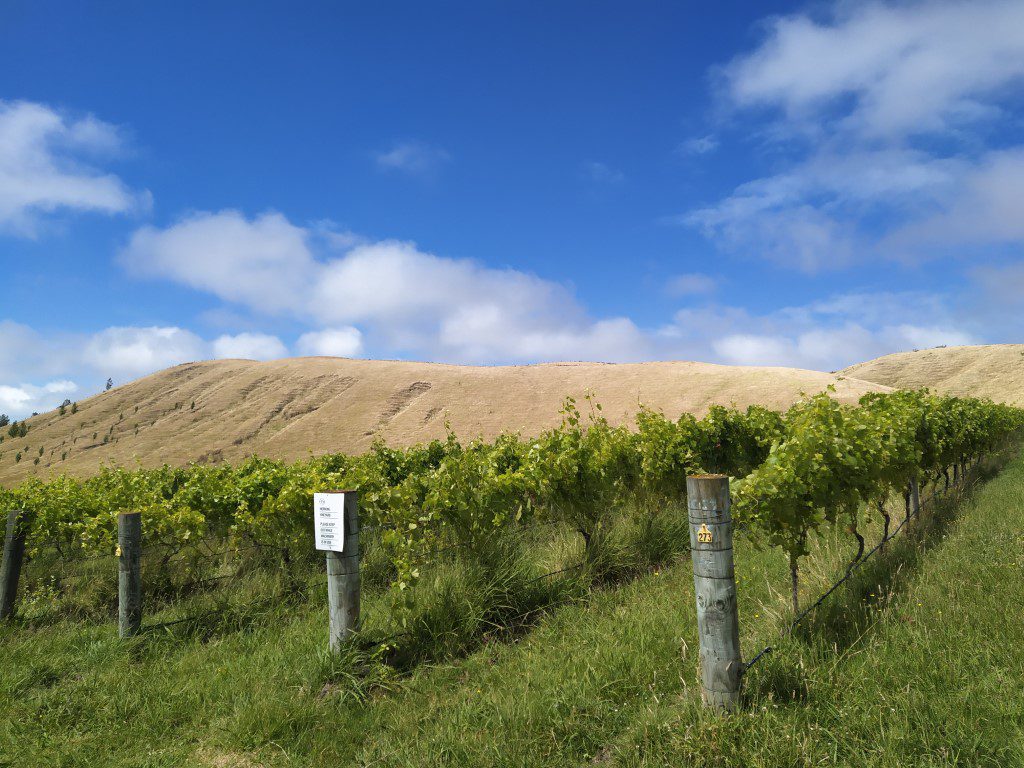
[0,100,147,235]
[296,327,363,358]
[83,326,208,378]
[664,291,975,371]
[121,210,317,314]
[0,283,978,417]
[116,204,983,372]
[212,332,288,361]
[121,210,653,364]
[0,380,77,418]
[0,321,297,417]
[374,141,450,175]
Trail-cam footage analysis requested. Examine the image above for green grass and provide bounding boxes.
[3,451,1024,767]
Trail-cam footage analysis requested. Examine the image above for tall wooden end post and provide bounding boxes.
[687,474,743,711]
[326,492,360,652]
[118,512,142,638]
[0,509,27,620]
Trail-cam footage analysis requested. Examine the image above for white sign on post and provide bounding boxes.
[314,492,346,552]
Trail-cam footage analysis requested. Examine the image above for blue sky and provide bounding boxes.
[2,0,1023,417]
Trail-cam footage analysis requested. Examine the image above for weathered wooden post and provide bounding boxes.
[315,491,360,652]
[117,512,142,638]
[687,474,742,711]
[0,509,27,620]
[910,476,921,519]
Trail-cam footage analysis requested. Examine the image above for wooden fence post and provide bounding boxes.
[910,476,921,519]
[687,474,742,711]
[0,509,27,620]
[118,512,142,638]
[326,492,360,652]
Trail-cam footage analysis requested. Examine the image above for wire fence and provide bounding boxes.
[742,464,982,673]
[5,514,628,637]
[1,450,1001,689]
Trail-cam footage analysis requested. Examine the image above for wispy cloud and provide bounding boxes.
[724,0,1024,139]
[0,100,148,236]
[666,273,717,296]
[374,141,450,176]
[676,135,718,156]
[684,0,1024,271]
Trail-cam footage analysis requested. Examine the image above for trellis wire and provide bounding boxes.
[742,472,969,673]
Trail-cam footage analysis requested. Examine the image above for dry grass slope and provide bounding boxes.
[841,343,1024,405]
[0,356,886,484]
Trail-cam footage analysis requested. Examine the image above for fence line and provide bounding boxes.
[0,448,1009,712]
[742,463,982,674]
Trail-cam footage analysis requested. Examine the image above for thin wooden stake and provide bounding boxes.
[687,474,742,711]
[910,476,921,519]
[0,509,27,620]
[326,492,360,652]
[118,512,142,638]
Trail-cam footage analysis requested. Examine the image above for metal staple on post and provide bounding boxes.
[0,508,27,620]
[326,492,360,652]
[118,512,142,638]
[687,474,743,711]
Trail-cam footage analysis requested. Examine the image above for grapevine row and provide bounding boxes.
[2,390,1020,615]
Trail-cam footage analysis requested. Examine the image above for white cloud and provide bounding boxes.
[374,141,450,175]
[212,332,288,361]
[0,100,146,235]
[121,210,317,314]
[122,211,653,364]
[83,326,207,378]
[712,334,797,368]
[296,327,363,358]
[725,0,1024,139]
[885,148,1024,251]
[666,290,975,371]
[122,210,981,368]
[712,324,973,371]
[0,321,300,417]
[0,380,77,418]
[684,1,1024,270]
[684,147,965,270]
[0,282,979,418]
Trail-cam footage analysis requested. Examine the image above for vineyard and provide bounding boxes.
[2,386,1023,764]
[1,389,1020,652]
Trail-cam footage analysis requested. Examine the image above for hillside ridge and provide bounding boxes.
[841,343,1024,404]
[0,356,886,484]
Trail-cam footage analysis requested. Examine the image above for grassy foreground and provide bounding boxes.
[2,452,1024,767]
